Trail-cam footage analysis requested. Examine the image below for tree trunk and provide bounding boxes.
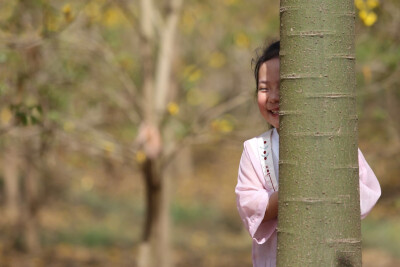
[138,158,162,267]
[137,0,182,265]
[4,145,20,225]
[3,144,21,250]
[23,146,41,253]
[278,1,361,266]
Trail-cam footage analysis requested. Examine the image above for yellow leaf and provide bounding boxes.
[102,7,126,27]
[1,107,12,126]
[190,231,208,248]
[135,150,146,164]
[223,0,240,6]
[167,102,179,116]
[181,11,195,34]
[62,4,73,23]
[46,14,60,32]
[186,88,203,106]
[211,118,234,133]
[63,121,75,132]
[362,65,372,83]
[363,11,377,26]
[355,0,366,10]
[81,175,94,191]
[183,65,196,77]
[188,69,202,82]
[359,9,368,20]
[366,0,379,9]
[204,91,220,108]
[235,32,250,48]
[0,1,17,21]
[84,0,106,23]
[102,140,115,153]
[62,3,71,14]
[208,52,226,68]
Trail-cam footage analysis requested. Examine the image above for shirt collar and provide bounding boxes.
[272,127,279,142]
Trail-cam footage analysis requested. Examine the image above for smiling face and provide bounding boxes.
[257,58,280,129]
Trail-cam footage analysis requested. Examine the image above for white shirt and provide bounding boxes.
[271,128,279,183]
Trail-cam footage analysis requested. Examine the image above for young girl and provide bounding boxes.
[235,41,381,267]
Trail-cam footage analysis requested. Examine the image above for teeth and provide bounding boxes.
[271,110,279,115]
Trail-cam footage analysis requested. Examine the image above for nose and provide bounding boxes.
[269,87,279,104]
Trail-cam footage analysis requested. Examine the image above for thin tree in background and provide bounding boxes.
[278,0,361,266]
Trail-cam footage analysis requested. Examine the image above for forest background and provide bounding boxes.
[0,0,399,266]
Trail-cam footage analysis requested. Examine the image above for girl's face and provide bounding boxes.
[257,58,280,129]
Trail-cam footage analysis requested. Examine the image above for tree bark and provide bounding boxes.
[137,0,182,266]
[154,0,183,117]
[4,145,20,223]
[278,1,361,266]
[23,145,41,253]
[139,158,162,267]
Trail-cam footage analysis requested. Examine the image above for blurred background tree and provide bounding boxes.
[0,0,399,266]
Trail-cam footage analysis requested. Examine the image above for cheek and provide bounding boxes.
[257,94,265,110]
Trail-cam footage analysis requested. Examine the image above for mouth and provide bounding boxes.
[269,108,279,117]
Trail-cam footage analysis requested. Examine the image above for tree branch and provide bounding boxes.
[154,0,183,119]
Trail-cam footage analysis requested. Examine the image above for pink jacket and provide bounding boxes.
[235,130,381,267]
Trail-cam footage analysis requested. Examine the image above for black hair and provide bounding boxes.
[252,41,280,93]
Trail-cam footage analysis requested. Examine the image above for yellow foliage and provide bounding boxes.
[63,121,75,132]
[186,87,220,108]
[186,88,203,106]
[118,57,134,71]
[223,0,240,6]
[366,0,379,9]
[355,0,366,10]
[356,0,379,27]
[181,11,195,34]
[363,11,377,26]
[359,9,368,20]
[188,69,202,82]
[62,3,74,23]
[208,52,226,68]
[0,0,17,22]
[84,1,103,23]
[167,102,179,116]
[362,65,372,83]
[211,118,234,133]
[81,175,94,191]
[0,107,12,126]
[102,7,126,28]
[55,244,74,258]
[190,231,208,248]
[234,32,250,48]
[204,91,221,108]
[135,150,146,164]
[102,140,115,154]
[183,65,195,77]
[46,13,61,32]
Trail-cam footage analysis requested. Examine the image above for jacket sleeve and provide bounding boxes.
[235,141,277,244]
[358,149,381,219]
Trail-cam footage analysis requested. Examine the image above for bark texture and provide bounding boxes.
[278,1,361,266]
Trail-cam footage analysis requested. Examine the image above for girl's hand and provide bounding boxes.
[263,191,279,222]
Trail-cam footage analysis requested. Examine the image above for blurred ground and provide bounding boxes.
[0,140,398,267]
